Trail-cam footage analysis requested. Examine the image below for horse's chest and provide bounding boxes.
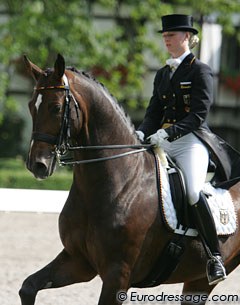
[58,212,88,253]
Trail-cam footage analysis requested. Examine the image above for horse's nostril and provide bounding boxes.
[33,162,48,179]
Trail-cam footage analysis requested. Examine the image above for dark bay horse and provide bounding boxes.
[20,54,240,305]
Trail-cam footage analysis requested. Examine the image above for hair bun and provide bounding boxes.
[189,34,199,49]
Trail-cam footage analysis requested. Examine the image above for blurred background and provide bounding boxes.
[1,0,240,189]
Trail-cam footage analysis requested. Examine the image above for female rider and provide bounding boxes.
[136,14,226,286]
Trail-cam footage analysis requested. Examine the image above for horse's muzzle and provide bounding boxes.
[27,152,56,180]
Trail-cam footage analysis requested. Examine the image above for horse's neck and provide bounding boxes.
[82,86,136,146]
[72,86,142,200]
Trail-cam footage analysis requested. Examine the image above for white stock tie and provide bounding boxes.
[166,58,182,72]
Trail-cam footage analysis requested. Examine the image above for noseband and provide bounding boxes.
[33,75,152,165]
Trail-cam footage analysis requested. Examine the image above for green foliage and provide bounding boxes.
[0,0,240,157]
[1,0,239,97]
[0,104,25,157]
[0,68,25,156]
[1,0,239,100]
[0,1,175,105]
[0,158,72,190]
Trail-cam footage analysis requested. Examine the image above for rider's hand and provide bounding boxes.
[147,129,169,147]
[136,130,145,142]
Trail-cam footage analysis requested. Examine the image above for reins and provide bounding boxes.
[67,144,152,150]
[56,145,151,165]
[34,74,153,165]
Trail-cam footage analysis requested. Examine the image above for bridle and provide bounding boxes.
[33,74,152,165]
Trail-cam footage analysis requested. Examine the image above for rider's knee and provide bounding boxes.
[188,191,200,206]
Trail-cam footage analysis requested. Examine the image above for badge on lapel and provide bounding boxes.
[180,82,191,112]
[180,81,192,89]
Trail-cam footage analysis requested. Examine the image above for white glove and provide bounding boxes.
[148,129,169,147]
[136,130,145,142]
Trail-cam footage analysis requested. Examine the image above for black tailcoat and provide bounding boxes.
[138,53,240,182]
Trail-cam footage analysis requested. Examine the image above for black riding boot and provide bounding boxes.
[192,192,227,285]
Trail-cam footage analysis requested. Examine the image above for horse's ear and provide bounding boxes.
[53,54,65,79]
[23,55,43,82]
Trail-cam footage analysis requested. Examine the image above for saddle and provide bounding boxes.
[166,156,188,228]
[166,155,216,230]
[160,153,237,237]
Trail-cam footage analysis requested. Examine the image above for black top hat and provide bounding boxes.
[158,14,198,35]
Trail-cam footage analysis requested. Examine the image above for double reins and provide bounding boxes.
[33,74,152,165]
[58,144,152,165]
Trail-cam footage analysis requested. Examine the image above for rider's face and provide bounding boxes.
[162,31,190,57]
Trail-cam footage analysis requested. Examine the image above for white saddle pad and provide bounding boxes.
[159,156,237,237]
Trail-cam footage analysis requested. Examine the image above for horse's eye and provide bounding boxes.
[50,104,62,114]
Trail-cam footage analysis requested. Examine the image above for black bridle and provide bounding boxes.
[32,83,72,150]
[32,75,152,165]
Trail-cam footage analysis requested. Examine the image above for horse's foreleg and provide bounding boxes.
[98,264,131,305]
[19,249,96,305]
[182,278,215,305]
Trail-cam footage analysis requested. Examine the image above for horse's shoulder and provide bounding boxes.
[229,181,240,207]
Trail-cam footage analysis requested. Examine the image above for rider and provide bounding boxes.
[136,14,227,285]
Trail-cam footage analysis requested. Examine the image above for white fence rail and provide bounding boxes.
[0,188,68,213]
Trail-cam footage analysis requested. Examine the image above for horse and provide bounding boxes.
[19,54,240,305]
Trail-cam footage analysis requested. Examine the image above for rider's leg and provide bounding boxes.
[166,133,226,285]
[191,192,227,285]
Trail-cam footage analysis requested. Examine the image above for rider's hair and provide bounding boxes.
[189,33,199,49]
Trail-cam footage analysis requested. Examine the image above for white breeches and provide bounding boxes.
[164,133,209,205]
